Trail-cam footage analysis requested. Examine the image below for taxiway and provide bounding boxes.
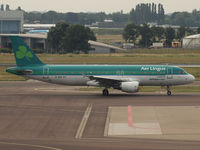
[0,81,200,150]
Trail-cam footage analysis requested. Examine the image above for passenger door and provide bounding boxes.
[166,67,173,79]
[43,67,49,79]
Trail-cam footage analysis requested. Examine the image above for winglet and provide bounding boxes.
[10,36,44,66]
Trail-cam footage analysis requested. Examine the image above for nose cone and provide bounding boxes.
[189,74,195,83]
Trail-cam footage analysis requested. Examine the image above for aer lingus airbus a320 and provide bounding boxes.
[6,36,195,96]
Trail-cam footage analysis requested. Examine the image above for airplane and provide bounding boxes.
[6,36,195,96]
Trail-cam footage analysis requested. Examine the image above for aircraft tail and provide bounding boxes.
[10,36,44,67]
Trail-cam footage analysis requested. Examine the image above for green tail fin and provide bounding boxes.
[10,36,44,66]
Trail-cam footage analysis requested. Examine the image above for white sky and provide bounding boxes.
[2,0,200,13]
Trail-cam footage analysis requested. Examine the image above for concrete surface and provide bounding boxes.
[106,106,200,141]
[0,81,200,150]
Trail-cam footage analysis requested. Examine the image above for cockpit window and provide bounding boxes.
[179,70,187,74]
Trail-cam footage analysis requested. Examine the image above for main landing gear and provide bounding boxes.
[167,85,172,96]
[102,88,109,96]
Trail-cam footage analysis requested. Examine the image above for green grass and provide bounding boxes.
[96,35,124,44]
[128,48,200,54]
[29,53,200,64]
[0,66,26,81]
[92,28,123,35]
[184,67,200,80]
[1,53,200,64]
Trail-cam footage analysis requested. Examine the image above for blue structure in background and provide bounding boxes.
[28,30,49,34]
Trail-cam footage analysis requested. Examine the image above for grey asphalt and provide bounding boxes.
[0,81,200,150]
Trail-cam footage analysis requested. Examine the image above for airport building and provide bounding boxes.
[0,6,23,34]
[0,34,47,51]
[0,34,125,53]
[89,40,124,53]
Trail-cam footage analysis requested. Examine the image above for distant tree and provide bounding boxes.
[17,6,22,11]
[6,4,10,11]
[157,4,165,24]
[1,4,4,11]
[165,27,175,47]
[40,11,59,24]
[197,27,200,34]
[21,7,200,27]
[63,25,96,53]
[166,10,200,27]
[47,22,70,53]
[138,24,153,47]
[129,9,135,23]
[151,26,165,42]
[186,27,195,36]
[176,26,186,41]
[65,13,79,24]
[111,12,128,23]
[85,27,97,41]
[129,3,165,25]
[152,3,157,21]
[122,23,139,43]
[24,12,42,23]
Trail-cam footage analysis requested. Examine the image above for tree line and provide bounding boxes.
[24,11,128,25]
[47,22,96,54]
[23,3,200,27]
[165,10,200,27]
[129,3,165,25]
[123,24,200,48]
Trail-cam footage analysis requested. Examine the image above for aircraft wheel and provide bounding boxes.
[167,90,172,96]
[166,85,172,96]
[103,89,109,96]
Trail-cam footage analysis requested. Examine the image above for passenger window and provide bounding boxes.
[168,68,173,75]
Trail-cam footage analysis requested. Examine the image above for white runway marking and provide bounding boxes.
[108,123,162,136]
[106,106,162,136]
[75,104,93,139]
[106,106,200,140]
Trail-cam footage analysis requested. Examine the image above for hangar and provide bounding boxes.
[0,34,47,51]
[183,34,200,49]
[0,34,125,53]
[0,9,23,34]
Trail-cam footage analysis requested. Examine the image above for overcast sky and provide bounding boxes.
[3,0,200,13]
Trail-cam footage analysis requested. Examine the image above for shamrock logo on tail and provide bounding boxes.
[16,46,33,59]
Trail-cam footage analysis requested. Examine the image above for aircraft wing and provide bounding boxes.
[87,76,138,88]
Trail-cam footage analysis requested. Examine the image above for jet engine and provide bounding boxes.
[121,81,139,93]
[87,80,100,86]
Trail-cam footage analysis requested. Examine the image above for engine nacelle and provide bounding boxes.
[87,80,100,86]
[121,81,139,93]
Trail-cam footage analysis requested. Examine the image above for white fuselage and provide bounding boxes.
[28,74,195,86]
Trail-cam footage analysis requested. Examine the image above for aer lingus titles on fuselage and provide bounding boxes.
[6,36,195,96]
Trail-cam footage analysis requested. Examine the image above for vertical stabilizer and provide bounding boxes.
[10,36,44,66]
